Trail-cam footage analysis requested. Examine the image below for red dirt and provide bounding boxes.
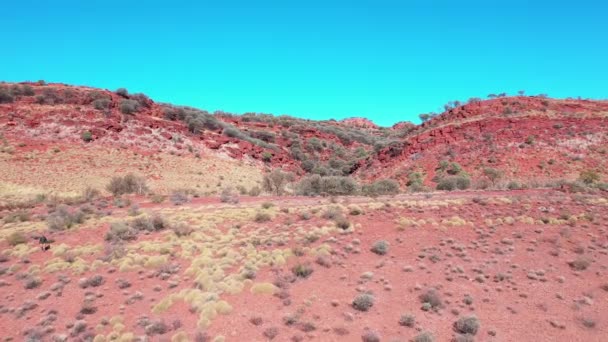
[1,191,607,341]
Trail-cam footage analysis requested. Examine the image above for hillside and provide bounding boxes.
[1,81,608,342]
[359,96,608,190]
[1,81,607,204]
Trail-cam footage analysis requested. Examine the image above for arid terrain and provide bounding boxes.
[1,81,607,341]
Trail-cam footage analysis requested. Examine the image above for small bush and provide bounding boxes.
[361,331,380,342]
[7,232,27,246]
[130,215,168,232]
[248,186,262,196]
[80,301,97,315]
[568,257,591,271]
[92,98,111,110]
[220,187,239,204]
[120,99,140,114]
[454,316,480,335]
[579,170,600,184]
[24,276,42,289]
[254,212,272,222]
[262,327,278,340]
[370,240,389,255]
[105,222,137,242]
[172,223,193,237]
[507,181,523,190]
[296,175,359,196]
[263,169,295,195]
[150,194,166,203]
[115,88,129,97]
[292,264,313,278]
[170,190,189,205]
[46,206,86,231]
[261,151,273,162]
[436,176,471,191]
[352,293,374,311]
[106,174,148,196]
[399,313,415,327]
[0,87,14,103]
[261,202,274,209]
[419,288,442,309]
[145,320,169,336]
[362,179,400,197]
[3,210,31,223]
[335,217,351,230]
[81,131,93,142]
[413,331,435,342]
[82,186,100,201]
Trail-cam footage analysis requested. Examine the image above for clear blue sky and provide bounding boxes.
[1,0,606,126]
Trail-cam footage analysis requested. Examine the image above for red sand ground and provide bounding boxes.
[1,190,607,341]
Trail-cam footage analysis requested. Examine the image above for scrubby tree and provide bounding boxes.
[483,167,503,185]
[120,99,140,114]
[263,169,295,195]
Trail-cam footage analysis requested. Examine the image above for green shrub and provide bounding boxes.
[261,202,274,209]
[370,240,389,255]
[93,98,111,110]
[223,126,241,138]
[419,288,443,309]
[115,88,129,96]
[254,212,271,222]
[507,181,523,190]
[362,179,400,197]
[46,205,86,231]
[483,167,503,185]
[106,174,148,196]
[0,87,14,103]
[436,176,471,191]
[3,210,31,223]
[248,186,261,196]
[335,217,351,230]
[22,85,35,96]
[296,175,358,196]
[454,316,480,335]
[263,169,295,195]
[399,313,415,327]
[261,152,273,162]
[81,131,93,142]
[120,99,140,114]
[292,264,313,278]
[413,331,435,342]
[352,293,374,311]
[105,222,137,242]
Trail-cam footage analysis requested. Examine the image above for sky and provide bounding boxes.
[1,0,607,126]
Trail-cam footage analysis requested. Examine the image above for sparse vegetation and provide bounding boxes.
[292,264,313,278]
[352,293,374,311]
[106,174,148,196]
[120,99,140,114]
[296,175,359,196]
[399,313,415,327]
[454,315,480,335]
[419,288,443,310]
[370,240,389,255]
[263,169,295,195]
[361,179,400,197]
[46,205,86,230]
[6,232,27,246]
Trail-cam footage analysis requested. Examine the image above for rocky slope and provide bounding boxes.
[1,81,606,197]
